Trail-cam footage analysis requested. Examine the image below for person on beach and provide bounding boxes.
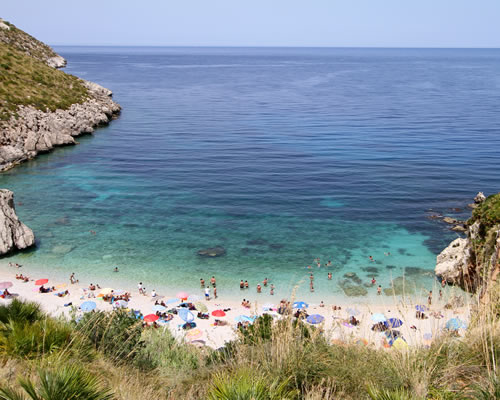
[377,285,382,295]
[263,278,268,287]
[328,272,332,280]
[200,278,205,287]
[244,280,249,289]
[210,276,216,287]
[214,286,217,299]
[320,301,325,307]
[151,289,157,298]
[240,280,244,289]
[428,291,433,306]
[137,282,143,294]
[70,273,77,284]
[205,286,210,300]
[257,284,262,293]
[439,289,443,300]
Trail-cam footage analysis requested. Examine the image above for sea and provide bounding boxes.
[2,47,500,303]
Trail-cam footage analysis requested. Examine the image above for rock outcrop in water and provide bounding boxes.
[0,18,121,171]
[435,192,500,302]
[197,246,226,258]
[0,189,35,255]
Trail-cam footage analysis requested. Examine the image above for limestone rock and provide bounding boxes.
[435,238,468,284]
[442,217,458,224]
[0,19,10,30]
[474,192,486,204]
[46,55,67,69]
[0,189,35,255]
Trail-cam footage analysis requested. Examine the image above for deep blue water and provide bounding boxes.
[1,47,499,302]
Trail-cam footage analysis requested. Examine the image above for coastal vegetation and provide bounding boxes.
[0,43,88,121]
[0,298,497,399]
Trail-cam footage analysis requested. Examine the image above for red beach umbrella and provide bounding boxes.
[144,314,159,323]
[35,279,48,286]
[211,310,226,317]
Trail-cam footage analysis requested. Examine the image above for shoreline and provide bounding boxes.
[0,260,471,349]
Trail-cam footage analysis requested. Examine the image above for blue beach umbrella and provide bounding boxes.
[80,301,96,312]
[152,305,166,313]
[235,315,255,324]
[371,313,387,323]
[178,308,195,323]
[445,318,467,331]
[165,298,180,305]
[385,318,403,328]
[306,314,325,324]
[293,301,308,309]
[415,305,426,312]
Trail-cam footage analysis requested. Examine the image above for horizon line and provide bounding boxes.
[51,44,500,50]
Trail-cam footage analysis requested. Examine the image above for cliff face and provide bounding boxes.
[0,189,35,255]
[436,193,500,300]
[0,18,121,171]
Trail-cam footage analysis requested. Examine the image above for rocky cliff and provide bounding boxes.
[0,189,35,255]
[435,192,500,301]
[0,18,121,171]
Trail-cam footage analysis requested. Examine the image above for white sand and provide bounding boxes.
[0,262,471,349]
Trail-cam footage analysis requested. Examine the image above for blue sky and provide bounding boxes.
[3,0,499,47]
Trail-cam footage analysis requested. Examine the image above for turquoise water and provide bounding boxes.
[2,47,500,302]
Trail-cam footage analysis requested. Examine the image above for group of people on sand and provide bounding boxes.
[15,274,29,282]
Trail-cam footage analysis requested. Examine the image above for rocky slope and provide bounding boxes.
[435,192,500,301]
[0,189,35,255]
[0,17,121,171]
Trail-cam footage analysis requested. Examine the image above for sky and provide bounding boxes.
[2,0,500,48]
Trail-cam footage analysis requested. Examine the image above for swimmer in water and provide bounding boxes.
[257,284,262,293]
[328,272,332,280]
[263,278,268,287]
[240,280,244,289]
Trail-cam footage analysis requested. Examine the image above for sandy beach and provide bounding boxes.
[0,261,471,350]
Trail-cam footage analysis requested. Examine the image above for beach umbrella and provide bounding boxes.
[293,301,308,309]
[212,309,226,317]
[187,294,200,302]
[306,314,325,324]
[176,291,189,300]
[144,314,159,323]
[178,308,195,322]
[371,313,387,323]
[234,315,255,324]
[392,338,409,350]
[0,282,13,290]
[114,300,128,309]
[445,318,467,331]
[80,301,96,312]
[99,288,114,295]
[35,279,48,286]
[186,328,203,340]
[165,297,180,305]
[152,305,166,313]
[346,308,360,316]
[385,318,403,328]
[415,305,426,312]
[195,302,208,313]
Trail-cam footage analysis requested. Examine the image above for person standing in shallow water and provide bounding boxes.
[377,285,382,295]
[428,290,432,306]
[327,272,332,280]
[244,280,249,289]
[257,284,262,293]
[210,276,216,287]
[270,284,275,295]
[240,280,244,289]
[214,286,217,299]
[200,278,205,287]
[263,278,268,287]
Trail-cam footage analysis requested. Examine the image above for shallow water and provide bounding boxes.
[2,47,500,302]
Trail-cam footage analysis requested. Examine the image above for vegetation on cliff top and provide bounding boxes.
[471,193,500,228]
[0,43,88,121]
[0,19,59,65]
[0,19,88,121]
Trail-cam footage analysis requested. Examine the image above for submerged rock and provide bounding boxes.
[197,246,226,258]
[0,189,35,255]
[383,276,415,296]
[51,244,75,255]
[341,283,368,297]
[361,266,379,274]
